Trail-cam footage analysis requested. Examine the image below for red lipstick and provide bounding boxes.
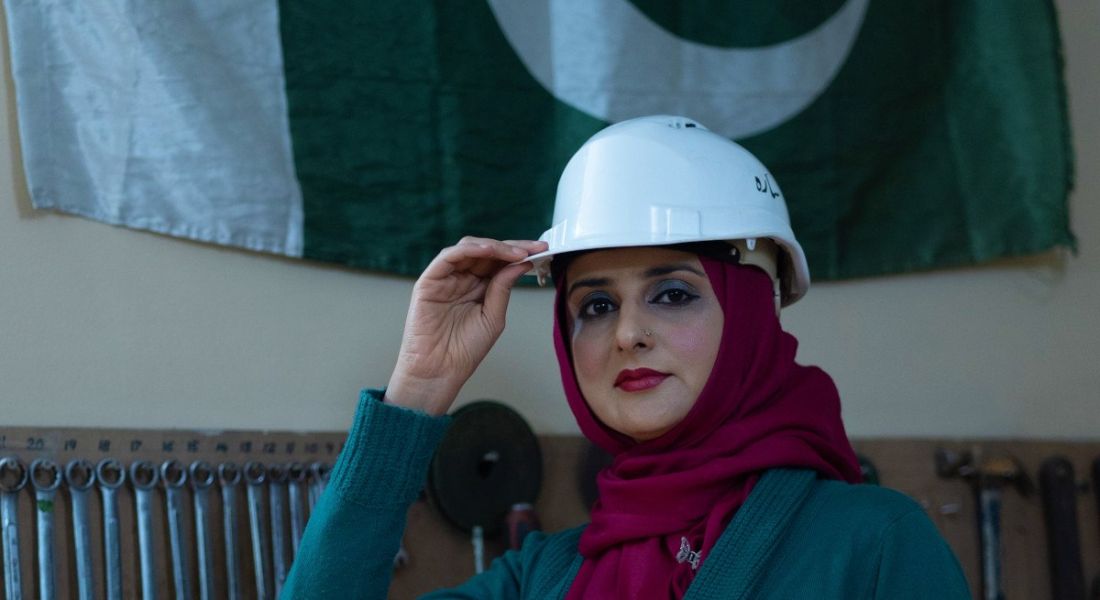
[614,368,669,392]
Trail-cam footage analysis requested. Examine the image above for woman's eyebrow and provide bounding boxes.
[566,263,703,296]
[643,263,704,279]
[567,277,610,297]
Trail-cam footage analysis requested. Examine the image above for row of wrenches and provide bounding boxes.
[0,456,331,600]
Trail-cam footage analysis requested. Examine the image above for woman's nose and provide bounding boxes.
[614,307,652,352]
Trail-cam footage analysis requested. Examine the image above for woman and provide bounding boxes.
[284,116,970,598]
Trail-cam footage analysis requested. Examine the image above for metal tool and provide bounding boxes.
[936,447,1030,600]
[65,459,97,600]
[1039,456,1085,600]
[471,525,485,574]
[161,460,193,600]
[130,460,160,600]
[1,457,28,600]
[286,463,306,558]
[218,462,243,600]
[244,461,272,600]
[96,459,126,600]
[29,459,61,600]
[307,462,330,512]
[856,453,880,485]
[190,461,216,600]
[1092,456,1100,600]
[268,464,289,597]
[505,502,540,551]
[394,534,410,570]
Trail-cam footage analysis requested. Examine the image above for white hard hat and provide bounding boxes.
[528,115,810,306]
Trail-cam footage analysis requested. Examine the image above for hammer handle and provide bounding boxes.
[1039,457,1085,600]
[978,486,1005,600]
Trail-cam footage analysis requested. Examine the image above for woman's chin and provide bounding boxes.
[612,414,678,442]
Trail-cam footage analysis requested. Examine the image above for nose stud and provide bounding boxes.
[641,329,653,337]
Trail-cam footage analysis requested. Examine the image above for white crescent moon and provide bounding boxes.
[486,0,869,139]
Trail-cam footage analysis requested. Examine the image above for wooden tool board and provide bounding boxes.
[1,428,1098,599]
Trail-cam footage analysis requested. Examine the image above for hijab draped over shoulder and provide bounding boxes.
[555,254,862,599]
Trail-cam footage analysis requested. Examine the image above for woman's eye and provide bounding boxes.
[579,297,616,318]
[652,287,698,306]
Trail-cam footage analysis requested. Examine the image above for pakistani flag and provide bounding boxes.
[5,0,1074,280]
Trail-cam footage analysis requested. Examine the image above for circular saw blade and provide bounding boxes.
[428,400,543,536]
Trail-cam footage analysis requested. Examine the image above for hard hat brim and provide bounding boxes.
[524,237,809,307]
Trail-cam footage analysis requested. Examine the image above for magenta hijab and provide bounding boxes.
[556,254,862,599]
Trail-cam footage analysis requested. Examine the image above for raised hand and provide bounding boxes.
[384,237,548,415]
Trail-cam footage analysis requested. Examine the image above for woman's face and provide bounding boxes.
[565,247,724,442]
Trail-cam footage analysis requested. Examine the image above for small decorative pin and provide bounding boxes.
[676,537,702,571]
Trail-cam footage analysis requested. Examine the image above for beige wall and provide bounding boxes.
[1,3,1097,437]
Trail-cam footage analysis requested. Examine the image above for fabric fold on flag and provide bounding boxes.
[4,0,304,256]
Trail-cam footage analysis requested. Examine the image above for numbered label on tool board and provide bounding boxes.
[0,428,346,462]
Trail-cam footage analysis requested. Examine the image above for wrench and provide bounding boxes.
[64,459,97,600]
[285,463,306,558]
[130,460,160,600]
[0,457,28,600]
[96,459,126,600]
[161,460,193,600]
[189,461,216,600]
[268,464,289,597]
[244,462,272,600]
[29,459,61,600]
[218,463,242,600]
[307,462,330,513]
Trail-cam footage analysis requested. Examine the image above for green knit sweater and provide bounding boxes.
[283,390,971,599]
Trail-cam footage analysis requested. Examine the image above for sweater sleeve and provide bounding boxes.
[870,509,972,599]
[281,388,451,599]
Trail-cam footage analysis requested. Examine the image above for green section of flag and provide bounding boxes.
[279,0,1073,281]
[738,0,1075,279]
[278,0,601,275]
